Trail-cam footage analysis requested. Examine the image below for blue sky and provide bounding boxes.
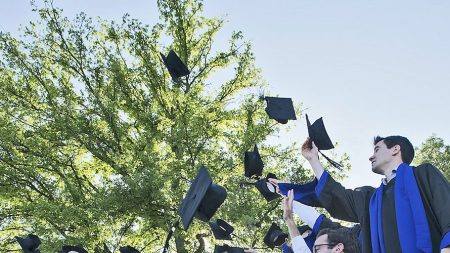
[1,1,449,188]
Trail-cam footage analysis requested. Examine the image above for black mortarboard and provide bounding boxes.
[244,145,264,178]
[263,223,288,249]
[264,97,296,124]
[15,234,41,253]
[119,246,140,253]
[297,225,312,235]
[214,244,244,253]
[209,219,234,240]
[160,50,190,82]
[254,173,280,202]
[59,245,88,253]
[306,114,342,169]
[179,166,227,230]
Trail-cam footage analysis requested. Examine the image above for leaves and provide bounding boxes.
[415,135,450,180]
[0,0,347,252]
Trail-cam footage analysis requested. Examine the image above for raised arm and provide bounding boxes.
[283,190,312,253]
[301,139,324,180]
[302,138,374,222]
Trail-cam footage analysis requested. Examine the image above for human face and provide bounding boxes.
[313,235,334,253]
[369,140,396,175]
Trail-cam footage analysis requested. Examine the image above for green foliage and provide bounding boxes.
[0,0,349,252]
[415,135,450,180]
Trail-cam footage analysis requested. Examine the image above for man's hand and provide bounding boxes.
[282,189,295,222]
[267,178,284,196]
[282,189,301,238]
[301,138,319,161]
[301,138,325,180]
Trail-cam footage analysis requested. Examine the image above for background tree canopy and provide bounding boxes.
[415,135,449,180]
[0,0,349,252]
[1,1,447,252]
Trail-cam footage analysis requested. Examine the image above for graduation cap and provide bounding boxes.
[15,234,41,253]
[264,97,296,124]
[263,223,288,249]
[254,173,280,202]
[119,246,140,253]
[209,219,235,240]
[306,114,342,169]
[179,166,227,230]
[298,225,312,235]
[160,50,190,82]
[214,244,244,253]
[244,145,264,178]
[59,245,88,253]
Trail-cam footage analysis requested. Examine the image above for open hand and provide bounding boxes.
[282,189,294,221]
[301,138,319,161]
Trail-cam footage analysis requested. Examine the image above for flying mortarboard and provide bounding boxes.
[59,245,88,253]
[263,223,288,249]
[306,114,342,169]
[209,219,235,240]
[15,234,41,253]
[264,97,297,124]
[254,173,280,202]
[179,166,227,230]
[119,246,140,253]
[244,145,264,178]
[160,50,190,82]
[214,244,244,253]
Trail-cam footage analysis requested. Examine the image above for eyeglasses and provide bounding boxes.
[313,243,337,253]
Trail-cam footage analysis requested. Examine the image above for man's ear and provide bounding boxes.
[391,144,401,156]
[333,242,344,253]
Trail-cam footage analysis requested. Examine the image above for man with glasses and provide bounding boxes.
[283,189,360,253]
[313,228,359,253]
[302,136,450,253]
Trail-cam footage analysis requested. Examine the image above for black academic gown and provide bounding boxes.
[316,163,450,253]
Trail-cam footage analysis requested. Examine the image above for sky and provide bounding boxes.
[1,0,449,189]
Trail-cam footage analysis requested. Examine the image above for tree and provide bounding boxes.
[415,135,449,180]
[0,0,348,252]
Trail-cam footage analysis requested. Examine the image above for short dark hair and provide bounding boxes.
[316,228,360,253]
[373,135,414,164]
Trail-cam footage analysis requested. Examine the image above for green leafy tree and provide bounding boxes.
[415,135,449,180]
[0,0,348,252]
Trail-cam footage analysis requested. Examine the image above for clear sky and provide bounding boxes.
[1,1,449,188]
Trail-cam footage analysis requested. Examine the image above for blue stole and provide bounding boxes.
[369,163,433,253]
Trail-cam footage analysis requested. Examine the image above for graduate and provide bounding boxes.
[282,190,360,253]
[302,135,450,253]
[266,178,362,253]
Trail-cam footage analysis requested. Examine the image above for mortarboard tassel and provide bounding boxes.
[319,151,343,170]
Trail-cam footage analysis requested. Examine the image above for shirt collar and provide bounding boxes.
[381,165,399,185]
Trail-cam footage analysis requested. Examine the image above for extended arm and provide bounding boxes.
[301,139,324,180]
[283,190,312,253]
[301,138,374,222]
